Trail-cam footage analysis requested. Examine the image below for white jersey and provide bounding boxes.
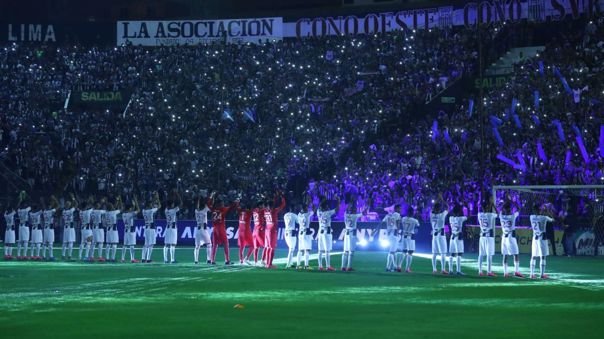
[383,212,401,235]
[43,209,56,226]
[449,216,467,236]
[477,212,497,236]
[105,210,120,224]
[401,217,419,235]
[499,212,519,236]
[165,207,179,224]
[18,207,31,225]
[195,206,210,227]
[297,211,313,232]
[284,212,298,231]
[80,208,93,224]
[91,209,105,225]
[430,211,448,233]
[143,208,158,226]
[317,209,336,230]
[344,213,362,230]
[529,215,554,238]
[122,212,136,230]
[4,211,16,228]
[29,211,42,226]
[62,208,76,224]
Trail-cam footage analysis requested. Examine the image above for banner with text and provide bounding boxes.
[116,17,283,46]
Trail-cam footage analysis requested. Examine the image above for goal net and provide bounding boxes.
[492,185,604,256]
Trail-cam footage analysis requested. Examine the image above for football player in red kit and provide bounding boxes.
[252,202,266,266]
[263,191,286,269]
[207,191,238,265]
[237,202,254,264]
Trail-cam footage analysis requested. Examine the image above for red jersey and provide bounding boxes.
[263,197,286,230]
[238,209,252,231]
[252,208,265,231]
[207,198,236,229]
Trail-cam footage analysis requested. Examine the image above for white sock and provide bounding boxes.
[514,259,520,273]
[487,255,492,273]
[530,258,536,276]
[170,245,175,262]
[129,246,134,261]
[406,254,413,270]
[540,257,546,276]
[147,245,153,260]
[112,244,118,260]
[325,251,331,268]
[62,243,67,257]
[286,248,294,267]
[105,244,111,259]
[441,254,447,271]
[163,246,169,262]
[304,251,309,266]
[90,243,96,258]
[456,256,461,273]
[206,244,212,261]
[68,242,73,257]
[97,243,104,258]
[79,243,85,260]
[448,255,453,272]
[431,254,437,271]
[142,246,148,261]
[341,252,348,269]
[503,257,508,275]
[347,252,353,269]
[318,251,324,268]
[296,251,302,267]
[17,242,22,257]
[83,243,90,259]
[478,254,483,273]
[121,246,127,261]
[194,246,199,262]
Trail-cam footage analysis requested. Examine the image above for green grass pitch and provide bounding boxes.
[1,247,603,339]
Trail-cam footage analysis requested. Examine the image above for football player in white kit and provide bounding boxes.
[316,196,340,271]
[164,191,182,264]
[29,205,43,260]
[499,201,523,278]
[78,199,94,261]
[342,201,364,272]
[194,196,211,264]
[4,206,16,260]
[529,204,555,279]
[120,197,140,263]
[380,205,402,272]
[296,204,314,270]
[42,197,58,261]
[430,199,449,274]
[400,208,420,273]
[61,195,77,261]
[142,192,161,263]
[16,200,31,260]
[104,200,121,263]
[283,206,298,268]
[448,204,467,275]
[477,197,497,276]
[90,201,106,261]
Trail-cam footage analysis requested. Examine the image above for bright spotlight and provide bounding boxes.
[358,239,368,247]
[379,239,390,248]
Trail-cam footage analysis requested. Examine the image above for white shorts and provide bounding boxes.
[298,234,312,251]
[165,228,178,245]
[432,235,447,254]
[81,229,93,243]
[401,236,415,252]
[343,234,356,252]
[44,228,55,243]
[285,233,297,250]
[63,227,76,243]
[106,230,119,244]
[5,229,16,244]
[479,236,495,256]
[18,225,30,242]
[124,231,136,246]
[194,228,211,247]
[449,238,464,254]
[501,236,519,255]
[532,238,549,257]
[387,235,399,253]
[318,233,333,252]
[144,228,157,246]
[31,229,43,244]
[93,228,105,243]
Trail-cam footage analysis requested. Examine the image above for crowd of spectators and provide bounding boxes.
[0,25,480,212]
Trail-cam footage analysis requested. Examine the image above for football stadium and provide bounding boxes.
[1,0,604,338]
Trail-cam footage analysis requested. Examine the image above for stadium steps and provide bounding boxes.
[486,46,545,75]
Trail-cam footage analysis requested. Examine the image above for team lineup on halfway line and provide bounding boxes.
[2,190,555,279]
